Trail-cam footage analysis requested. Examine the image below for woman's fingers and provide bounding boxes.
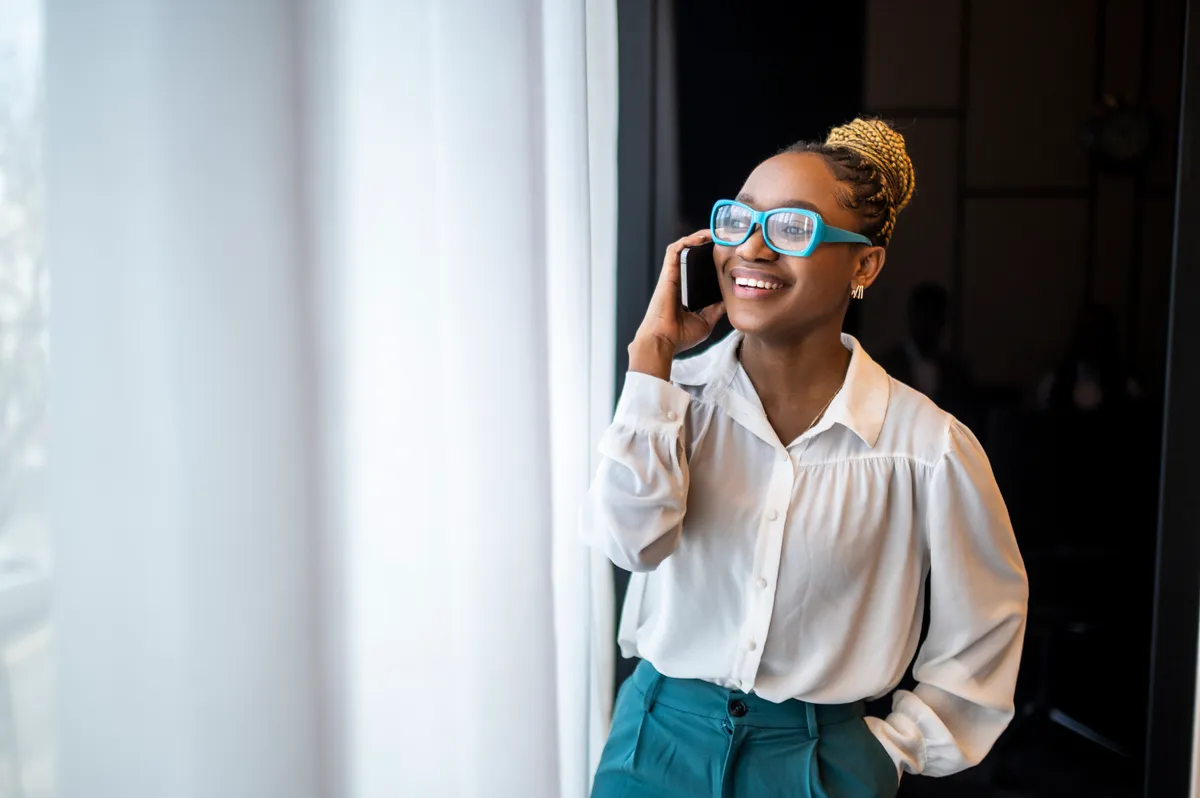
[635,230,718,359]
[653,230,713,297]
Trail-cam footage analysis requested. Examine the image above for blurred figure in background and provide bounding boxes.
[1037,304,1141,412]
[878,282,975,418]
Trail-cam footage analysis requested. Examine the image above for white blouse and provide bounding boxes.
[581,332,1028,779]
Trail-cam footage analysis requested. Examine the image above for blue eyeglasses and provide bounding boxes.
[709,199,872,257]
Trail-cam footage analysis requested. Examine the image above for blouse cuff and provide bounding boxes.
[613,371,692,432]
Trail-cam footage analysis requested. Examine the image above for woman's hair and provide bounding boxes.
[785,118,916,248]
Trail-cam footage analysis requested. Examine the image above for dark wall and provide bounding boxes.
[860,0,1185,392]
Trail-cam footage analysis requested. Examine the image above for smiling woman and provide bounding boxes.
[582,118,1028,798]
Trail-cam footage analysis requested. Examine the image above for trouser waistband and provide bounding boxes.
[629,659,864,737]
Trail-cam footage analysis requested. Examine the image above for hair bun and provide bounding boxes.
[825,118,915,215]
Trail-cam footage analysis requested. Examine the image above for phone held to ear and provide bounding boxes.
[680,242,723,312]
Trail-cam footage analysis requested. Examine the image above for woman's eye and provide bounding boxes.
[784,226,804,236]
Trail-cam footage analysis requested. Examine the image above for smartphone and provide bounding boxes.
[680,242,723,312]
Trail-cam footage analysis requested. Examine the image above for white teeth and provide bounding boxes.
[734,276,782,290]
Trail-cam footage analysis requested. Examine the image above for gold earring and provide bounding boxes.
[851,284,865,300]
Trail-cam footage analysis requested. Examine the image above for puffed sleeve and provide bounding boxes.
[866,420,1029,777]
[579,372,695,572]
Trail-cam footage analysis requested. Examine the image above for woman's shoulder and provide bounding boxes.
[876,377,961,466]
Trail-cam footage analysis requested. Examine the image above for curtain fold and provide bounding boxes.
[332,1,563,794]
[583,0,620,784]
[544,0,618,795]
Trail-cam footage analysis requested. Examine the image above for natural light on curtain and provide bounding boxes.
[44,1,616,796]
[329,1,618,794]
[0,0,50,795]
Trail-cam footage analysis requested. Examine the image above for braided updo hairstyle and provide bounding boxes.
[785,118,916,248]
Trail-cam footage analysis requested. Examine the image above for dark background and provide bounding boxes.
[613,1,1198,796]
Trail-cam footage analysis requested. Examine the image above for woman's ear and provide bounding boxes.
[855,246,887,288]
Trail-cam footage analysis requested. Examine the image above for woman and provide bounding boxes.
[581,119,1027,798]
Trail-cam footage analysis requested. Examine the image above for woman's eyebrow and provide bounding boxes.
[734,193,821,213]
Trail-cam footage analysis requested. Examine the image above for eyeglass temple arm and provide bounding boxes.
[822,227,874,246]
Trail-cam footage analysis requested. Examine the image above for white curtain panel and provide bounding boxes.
[324,0,618,795]
[544,1,619,796]
[47,0,617,796]
[48,1,323,796]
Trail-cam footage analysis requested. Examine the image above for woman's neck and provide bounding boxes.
[738,322,852,442]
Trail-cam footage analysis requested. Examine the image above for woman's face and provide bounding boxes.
[712,152,884,341]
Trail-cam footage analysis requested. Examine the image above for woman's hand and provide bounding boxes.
[628,230,727,381]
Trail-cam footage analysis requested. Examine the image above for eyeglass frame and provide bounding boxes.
[709,199,873,258]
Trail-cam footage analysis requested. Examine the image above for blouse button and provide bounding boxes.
[766,509,778,521]
[665,411,677,421]
[756,577,768,590]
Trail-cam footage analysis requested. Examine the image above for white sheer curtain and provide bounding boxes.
[46,0,616,796]
[48,2,322,795]
[0,1,50,796]
[544,1,619,795]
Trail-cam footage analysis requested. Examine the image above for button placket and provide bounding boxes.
[736,452,794,690]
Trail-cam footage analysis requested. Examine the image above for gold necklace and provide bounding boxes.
[765,380,844,441]
[802,381,844,435]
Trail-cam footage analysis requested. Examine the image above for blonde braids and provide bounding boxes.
[785,117,916,247]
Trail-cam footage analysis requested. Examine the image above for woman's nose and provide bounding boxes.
[735,225,777,262]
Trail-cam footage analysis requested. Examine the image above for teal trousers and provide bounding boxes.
[592,661,899,798]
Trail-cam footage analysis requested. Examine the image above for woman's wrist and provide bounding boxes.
[628,335,675,381]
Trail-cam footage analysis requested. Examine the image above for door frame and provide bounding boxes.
[1145,0,1200,794]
